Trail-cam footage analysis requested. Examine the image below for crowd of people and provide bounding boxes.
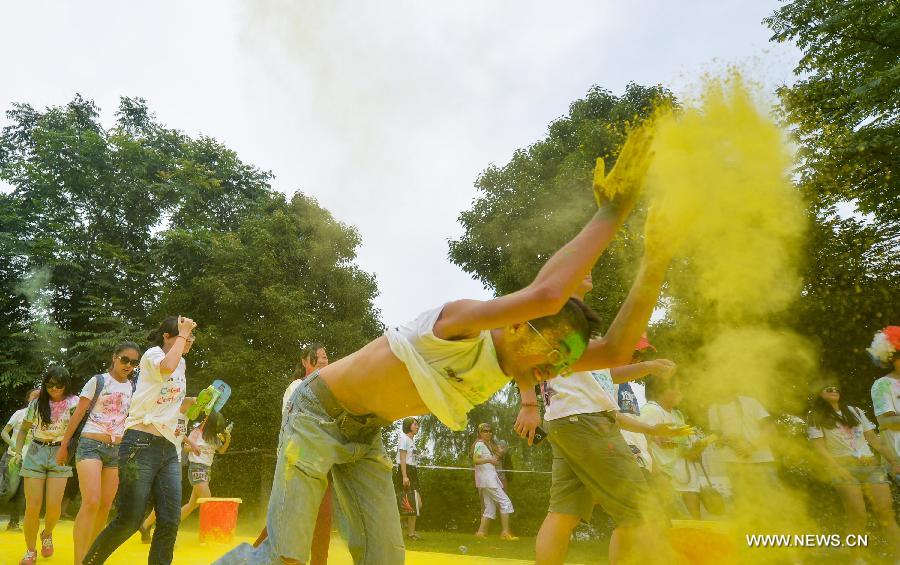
[2,124,899,565]
[1,316,233,565]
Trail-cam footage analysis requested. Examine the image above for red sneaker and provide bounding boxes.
[19,549,37,565]
[40,530,53,557]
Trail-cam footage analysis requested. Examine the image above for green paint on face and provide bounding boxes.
[560,332,588,365]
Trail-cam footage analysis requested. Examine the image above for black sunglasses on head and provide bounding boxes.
[118,355,140,367]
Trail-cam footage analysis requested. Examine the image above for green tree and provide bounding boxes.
[765,0,900,403]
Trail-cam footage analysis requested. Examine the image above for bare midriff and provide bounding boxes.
[81,431,121,444]
[319,336,429,421]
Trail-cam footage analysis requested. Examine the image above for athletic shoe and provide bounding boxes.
[408,533,424,541]
[40,530,53,557]
[140,525,152,544]
[6,520,21,531]
[500,532,519,541]
[19,549,37,565]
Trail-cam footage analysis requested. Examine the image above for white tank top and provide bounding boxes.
[386,305,510,430]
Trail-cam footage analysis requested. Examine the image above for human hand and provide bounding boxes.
[833,466,853,483]
[514,404,541,446]
[593,121,655,218]
[402,476,410,488]
[178,316,197,337]
[651,423,694,438]
[650,359,676,379]
[55,446,68,466]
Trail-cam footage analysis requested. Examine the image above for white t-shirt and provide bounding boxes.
[707,396,775,464]
[473,440,502,489]
[640,402,690,477]
[5,408,29,456]
[541,369,618,421]
[396,433,418,466]
[808,406,876,459]
[385,306,509,431]
[80,374,134,442]
[871,375,900,459]
[187,427,220,467]
[25,396,79,442]
[124,346,187,447]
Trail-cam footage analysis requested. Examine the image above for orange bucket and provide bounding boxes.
[197,497,242,543]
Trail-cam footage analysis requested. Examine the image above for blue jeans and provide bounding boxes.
[214,375,404,564]
[83,430,182,565]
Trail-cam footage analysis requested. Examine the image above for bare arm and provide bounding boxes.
[56,396,93,465]
[513,380,541,445]
[809,436,853,482]
[15,421,32,457]
[876,412,900,431]
[160,316,196,375]
[216,432,232,454]
[863,429,900,470]
[610,359,675,384]
[1,424,13,448]
[572,255,669,371]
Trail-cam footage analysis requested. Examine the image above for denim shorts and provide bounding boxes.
[76,437,120,468]
[21,441,73,479]
[832,457,889,485]
[188,462,211,485]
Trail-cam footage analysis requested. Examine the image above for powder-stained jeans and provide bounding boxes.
[214,377,404,564]
[83,430,181,565]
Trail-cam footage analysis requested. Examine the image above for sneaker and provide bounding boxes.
[7,520,21,531]
[20,549,37,565]
[408,533,424,541]
[500,532,519,541]
[40,530,53,557]
[140,525,152,544]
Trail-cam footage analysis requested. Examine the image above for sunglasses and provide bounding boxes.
[118,355,140,367]
[526,321,573,376]
[823,386,840,393]
[46,382,65,390]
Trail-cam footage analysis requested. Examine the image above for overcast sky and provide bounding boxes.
[1,1,801,327]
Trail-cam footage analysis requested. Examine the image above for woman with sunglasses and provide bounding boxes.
[808,383,900,556]
[472,423,518,540]
[55,341,140,565]
[83,316,197,565]
[14,366,79,565]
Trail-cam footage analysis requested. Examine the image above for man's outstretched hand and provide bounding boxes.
[592,120,656,220]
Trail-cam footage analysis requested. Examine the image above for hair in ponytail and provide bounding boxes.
[148,316,179,347]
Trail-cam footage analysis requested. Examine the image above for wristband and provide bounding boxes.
[175,335,187,341]
[521,402,538,407]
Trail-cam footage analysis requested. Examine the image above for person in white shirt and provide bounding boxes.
[808,383,900,556]
[14,367,79,565]
[55,341,140,565]
[534,275,687,565]
[472,423,518,541]
[180,412,232,521]
[641,376,714,520]
[83,316,198,565]
[869,325,900,481]
[1,388,40,532]
[395,417,422,540]
[706,393,780,510]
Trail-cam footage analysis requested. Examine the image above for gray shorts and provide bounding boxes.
[546,412,663,526]
[76,437,120,468]
[21,442,73,479]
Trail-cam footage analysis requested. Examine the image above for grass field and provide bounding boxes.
[0,519,608,564]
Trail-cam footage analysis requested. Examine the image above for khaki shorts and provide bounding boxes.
[546,412,663,525]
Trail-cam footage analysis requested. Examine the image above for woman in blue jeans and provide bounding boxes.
[83,316,197,565]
